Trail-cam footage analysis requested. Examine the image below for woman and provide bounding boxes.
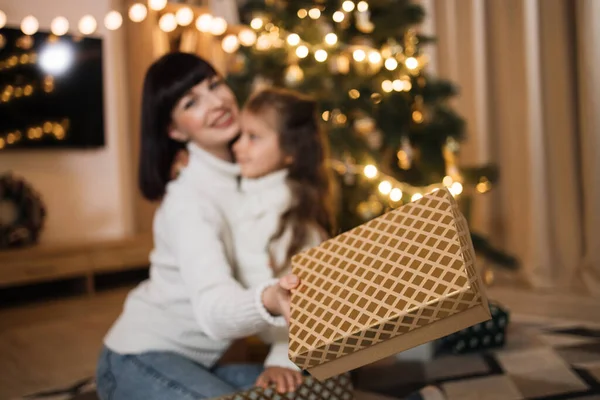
[96,52,298,400]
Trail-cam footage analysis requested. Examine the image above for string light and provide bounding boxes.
[221,34,240,53]
[342,1,356,12]
[296,45,309,58]
[104,11,123,31]
[0,10,6,29]
[357,1,369,12]
[159,13,177,33]
[51,17,69,36]
[21,15,39,35]
[411,193,423,202]
[148,0,167,11]
[17,36,34,50]
[333,11,345,22]
[412,110,424,123]
[209,17,227,36]
[403,79,412,91]
[477,178,492,193]
[238,28,257,46]
[443,176,453,187]
[285,64,303,84]
[129,3,148,23]
[330,160,455,205]
[256,34,271,50]
[393,80,403,91]
[390,188,403,202]
[196,14,213,32]
[315,49,328,62]
[44,76,54,93]
[348,89,360,99]
[325,33,338,46]
[364,165,378,179]
[297,9,308,19]
[308,8,321,19]
[405,56,419,70]
[353,49,366,62]
[322,111,330,121]
[250,17,263,30]
[53,123,65,139]
[368,51,381,64]
[176,7,194,26]
[378,181,392,195]
[381,80,393,93]
[287,33,300,46]
[335,113,347,125]
[450,181,463,196]
[385,58,398,70]
[78,15,97,35]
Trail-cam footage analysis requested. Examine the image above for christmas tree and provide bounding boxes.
[227,0,516,267]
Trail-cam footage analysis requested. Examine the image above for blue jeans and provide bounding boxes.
[96,346,263,400]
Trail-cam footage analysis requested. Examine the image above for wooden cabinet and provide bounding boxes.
[0,234,152,293]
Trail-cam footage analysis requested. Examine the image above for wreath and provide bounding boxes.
[0,173,46,249]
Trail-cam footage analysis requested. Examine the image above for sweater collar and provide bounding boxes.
[183,142,240,188]
[240,169,289,193]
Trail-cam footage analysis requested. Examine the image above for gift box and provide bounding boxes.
[434,301,510,355]
[211,373,353,400]
[289,188,491,380]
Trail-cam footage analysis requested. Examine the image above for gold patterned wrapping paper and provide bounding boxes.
[289,188,491,380]
[210,373,353,400]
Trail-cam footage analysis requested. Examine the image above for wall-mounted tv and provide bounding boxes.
[0,27,105,150]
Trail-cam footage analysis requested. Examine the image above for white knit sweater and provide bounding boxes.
[233,170,324,370]
[104,143,285,367]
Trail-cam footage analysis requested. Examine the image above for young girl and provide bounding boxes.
[96,53,300,400]
[231,87,336,394]
[232,88,447,400]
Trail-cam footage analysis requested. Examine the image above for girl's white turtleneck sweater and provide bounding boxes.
[233,170,324,369]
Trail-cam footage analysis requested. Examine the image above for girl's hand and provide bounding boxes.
[261,274,300,322]
[256,367,303,394]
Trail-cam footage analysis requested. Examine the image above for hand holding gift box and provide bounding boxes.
[289,188,491,380]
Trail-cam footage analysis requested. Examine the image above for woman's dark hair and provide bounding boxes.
[138,52,217,201]
[245,87,336,272]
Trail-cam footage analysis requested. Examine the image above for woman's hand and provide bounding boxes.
[256,366,303,394]
[261,274,300,323]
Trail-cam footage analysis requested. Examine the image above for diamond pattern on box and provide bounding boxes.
[210,373,353,400]
[289,188,483,371]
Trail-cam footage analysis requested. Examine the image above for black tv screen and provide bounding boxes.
[0,27,105,149]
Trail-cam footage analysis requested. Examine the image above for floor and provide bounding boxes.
[1,283,600,400]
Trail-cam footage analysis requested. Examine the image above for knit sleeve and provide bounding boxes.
[261,326,300,370]
[164,193,282,341]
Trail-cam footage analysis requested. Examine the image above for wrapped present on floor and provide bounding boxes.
[289,188,491,381]
[434,301,510,355]
[211,373,353,400]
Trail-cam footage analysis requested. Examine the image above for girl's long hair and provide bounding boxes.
[244,88,336,272]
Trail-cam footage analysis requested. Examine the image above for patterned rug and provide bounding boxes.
[20,314,600,400]
[355,314,600,399]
